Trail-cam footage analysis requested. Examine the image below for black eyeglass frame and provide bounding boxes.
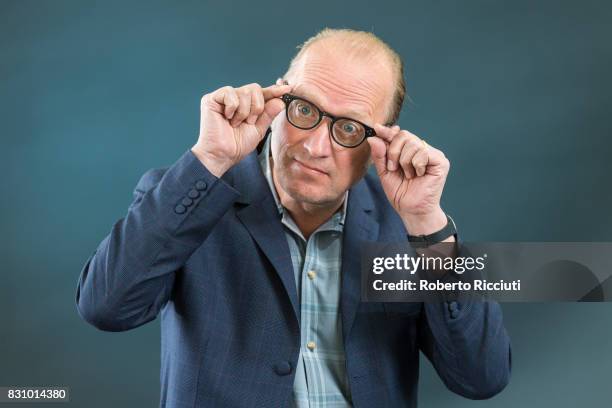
[280,93,377,148]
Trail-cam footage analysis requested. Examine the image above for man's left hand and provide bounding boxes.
[367,124,452,237]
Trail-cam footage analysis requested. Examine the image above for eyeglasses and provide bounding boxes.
[280,93,377,148]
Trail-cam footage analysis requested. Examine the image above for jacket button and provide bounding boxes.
[273,361,292,376]
[174,204,186,214]
[188,189,200,199]
[195,180,207,191]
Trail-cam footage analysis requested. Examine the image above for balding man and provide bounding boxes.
[76,28,511,407]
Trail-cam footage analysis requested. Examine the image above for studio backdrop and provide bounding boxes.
[1,0,611,407]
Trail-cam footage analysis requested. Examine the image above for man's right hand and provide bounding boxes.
[191,82,292,177]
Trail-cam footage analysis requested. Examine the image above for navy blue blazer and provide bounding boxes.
[76,139,511,407]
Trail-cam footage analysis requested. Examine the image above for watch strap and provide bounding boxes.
[407,214,457,245]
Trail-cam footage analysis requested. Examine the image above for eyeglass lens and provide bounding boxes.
[286,98,366,147]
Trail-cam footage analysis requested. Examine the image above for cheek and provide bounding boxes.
[271,121,297,161]
[333,150,370,185]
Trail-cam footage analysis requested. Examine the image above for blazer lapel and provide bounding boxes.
[232,154,300,324]
[228,145,382,334]
[341,178,380,341]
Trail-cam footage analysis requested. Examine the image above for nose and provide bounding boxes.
[302,117,333,158]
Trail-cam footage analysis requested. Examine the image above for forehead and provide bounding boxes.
[288,44,393,123]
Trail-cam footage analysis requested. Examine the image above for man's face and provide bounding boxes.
[270,43,394,207]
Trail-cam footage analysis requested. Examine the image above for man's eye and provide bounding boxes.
[297,104,313,116]
[342,123,357,133]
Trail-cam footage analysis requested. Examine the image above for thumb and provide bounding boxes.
[255,98,284,138]
[367,137,388,177]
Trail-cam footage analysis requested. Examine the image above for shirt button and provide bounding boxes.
[306,341,316,351]
[307,270,316,280]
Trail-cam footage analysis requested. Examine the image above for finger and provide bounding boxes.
[373,123,398,143]
[423,144,445,166]
[425,147,451,176]
[254,98,285,138]
[412,147,430,177]
[230,90,252,127]
[212,87,239,119]
[397,134,426,177]
[248,87,265,125]
[398,142,417,179]
[386,129,410,172]
[262,84,293,101]
[367,137,388,177]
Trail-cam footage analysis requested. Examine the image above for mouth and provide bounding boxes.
[293,158,328,176]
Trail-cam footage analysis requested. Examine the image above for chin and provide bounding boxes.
[286,183,339,206]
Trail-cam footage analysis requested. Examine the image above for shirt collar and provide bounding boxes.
[257,131,348,231]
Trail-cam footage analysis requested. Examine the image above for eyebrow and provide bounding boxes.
[291,86,371,124]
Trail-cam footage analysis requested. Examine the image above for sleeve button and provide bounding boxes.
[188,189,200,199]
[174,204,186,214]
[195,180,207,191]
[181,197,193,207]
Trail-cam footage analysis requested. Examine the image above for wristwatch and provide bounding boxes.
[407,214,457,245]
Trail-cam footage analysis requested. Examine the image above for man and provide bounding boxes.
[76,28,511,407]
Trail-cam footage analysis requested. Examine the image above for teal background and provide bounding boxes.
[1,0,611,406]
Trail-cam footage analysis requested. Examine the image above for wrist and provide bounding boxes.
[190,147,232,178]
[402,207,448,237]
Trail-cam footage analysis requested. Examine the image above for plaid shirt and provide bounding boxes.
[258,136,352,407]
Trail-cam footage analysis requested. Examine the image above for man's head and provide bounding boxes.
[270,28,406,207]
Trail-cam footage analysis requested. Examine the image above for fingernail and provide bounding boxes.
[387,160,396,171]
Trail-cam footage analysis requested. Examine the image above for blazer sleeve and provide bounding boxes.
[75,150,241,332]
[417,243,512,400]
